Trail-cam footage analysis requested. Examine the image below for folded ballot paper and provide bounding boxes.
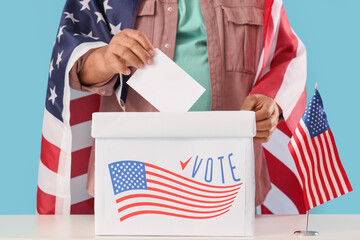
[92,49,256,237]
[126,48,205,112]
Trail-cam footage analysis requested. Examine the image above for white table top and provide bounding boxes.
[0,215,358,239]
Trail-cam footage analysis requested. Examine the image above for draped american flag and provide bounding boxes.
[288,88,352,210]
[108,161,242,221]
[38,0,307,215]
[37,0,142,214]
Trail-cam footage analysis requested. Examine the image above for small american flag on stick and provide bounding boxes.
[108,161,242,222]
[288,87,352,210]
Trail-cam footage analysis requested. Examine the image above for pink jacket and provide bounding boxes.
[69,0,306,207]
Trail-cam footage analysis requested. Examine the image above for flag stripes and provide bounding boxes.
[262,183,299,214]
[117,192,237,205]
[37,187,56,214]
[70,197,94,214]
[70,94,100,126]
[145,163,242,189]
[71,146,92,178]
[145,172,241,194]
[121,209,231,222]
[263,148,305,213]
[117,194,235,209]
[261,122,305,214]
[289,99,352,211]
[40,136,61,173]
[110,161,241,222]
[256,0,307,214]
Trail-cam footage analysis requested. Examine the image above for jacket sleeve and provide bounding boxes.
[69,49,118,97]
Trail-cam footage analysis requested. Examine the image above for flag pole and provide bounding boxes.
[294,211,319,236]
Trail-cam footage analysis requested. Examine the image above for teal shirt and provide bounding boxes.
[173,0,211,111]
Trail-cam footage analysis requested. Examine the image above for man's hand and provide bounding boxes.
[240,94,282,143]
[79,29,155,86]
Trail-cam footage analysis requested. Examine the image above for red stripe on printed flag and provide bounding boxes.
[118,202,232,215]
[117,194,234,211]
[70,94,100,126]
[70,198,94,214]
[71,146,91,178]
[117,192,237,205]
[40,135,60,173]
[145,179,239,199]
[121,209,230,222]
[263,148,306,213]
[37,187,56,214]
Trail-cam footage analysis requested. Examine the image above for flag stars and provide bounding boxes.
[48,86,57,105]
[74,31,100,40]
[80,0,91,11]
[83,31,100,40]
[49,59,54,78]
[57,25,66,43]
[104,0,113,13]
[110,22,122,35]
[109,161,146,194]
[95,12,105,23]
[64,12,79,24]
[56,50,64,69]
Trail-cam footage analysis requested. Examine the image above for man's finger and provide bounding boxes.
[116,36,152,66]
[114,45,144,69]
[107,54,130,75]
[256,115,278,131]
[255,130,272,138]
[240,95,258,111]
[122,29,155,56]
[255,102,275,121]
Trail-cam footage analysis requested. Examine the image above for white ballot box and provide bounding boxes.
[92,111,256,237]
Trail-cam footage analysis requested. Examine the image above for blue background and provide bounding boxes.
[0,0,358,214]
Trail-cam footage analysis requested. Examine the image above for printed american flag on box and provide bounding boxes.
[108,160,242,222]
